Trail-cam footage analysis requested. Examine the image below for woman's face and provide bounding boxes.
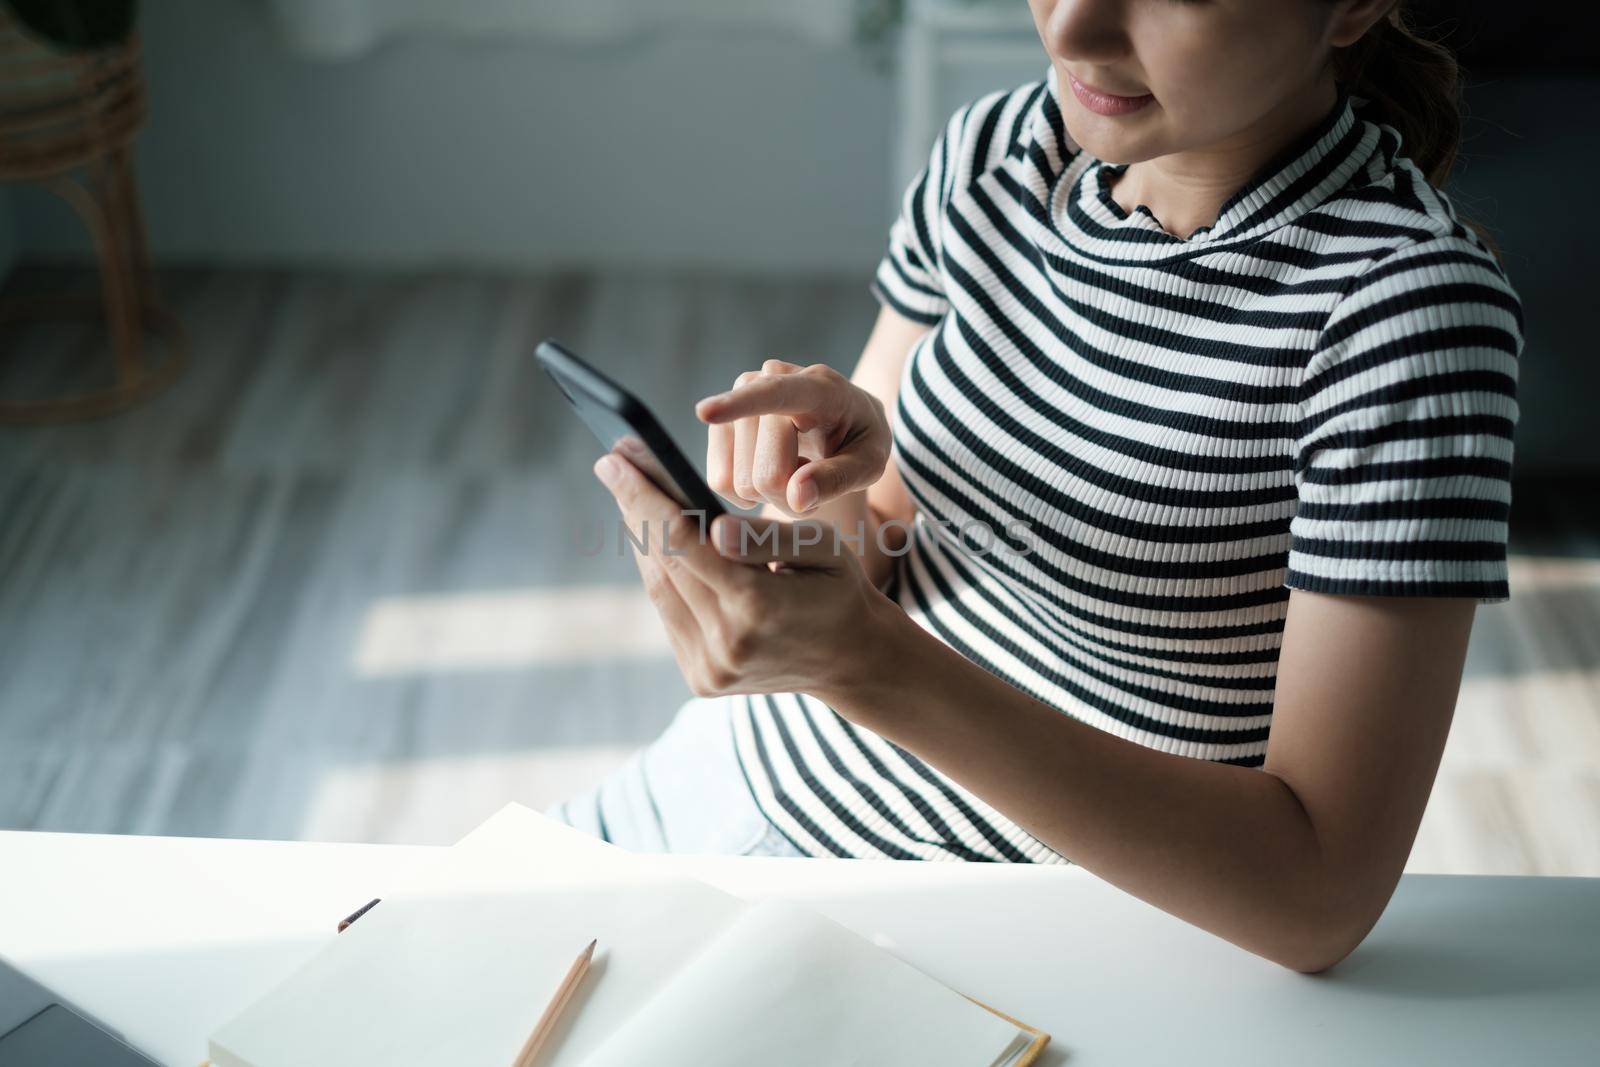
[1026,0,1347,164]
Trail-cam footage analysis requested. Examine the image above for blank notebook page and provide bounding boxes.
[206,879,744,1067]
[581,897,1032,1067]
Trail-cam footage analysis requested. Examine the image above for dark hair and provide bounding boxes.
[1328,1,1500,258]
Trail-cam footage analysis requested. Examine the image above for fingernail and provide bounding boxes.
[794,479,818,512]
[594,455,621,488]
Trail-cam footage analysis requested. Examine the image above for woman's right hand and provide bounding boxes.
[697,359,891,516]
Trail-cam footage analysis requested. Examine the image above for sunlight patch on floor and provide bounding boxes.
[1506,554,1600,591]
[299,746,638,845]
[352,584,669,676]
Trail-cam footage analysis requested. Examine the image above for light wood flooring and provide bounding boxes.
[1,264,1596,874]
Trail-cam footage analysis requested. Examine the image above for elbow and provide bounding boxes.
[1269,905,1383,975]
[1275,930,1363,975]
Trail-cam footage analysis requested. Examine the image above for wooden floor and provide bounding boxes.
[1,265,1596,874]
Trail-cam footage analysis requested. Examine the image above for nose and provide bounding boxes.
[1040,0,1129,66]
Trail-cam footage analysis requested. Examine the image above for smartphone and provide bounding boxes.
[535,339,726,518]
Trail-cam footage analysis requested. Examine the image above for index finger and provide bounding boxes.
[695,373,833,424]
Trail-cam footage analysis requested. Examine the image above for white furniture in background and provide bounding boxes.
[895,0,1044,201]
[259,0,859,59]
[2,829,1598,1066]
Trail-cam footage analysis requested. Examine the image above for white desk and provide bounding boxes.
[2,830,1597,1066]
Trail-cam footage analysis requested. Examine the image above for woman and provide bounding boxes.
[553,0,1522,973]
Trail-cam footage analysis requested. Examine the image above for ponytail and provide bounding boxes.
[1329,2,1501,260]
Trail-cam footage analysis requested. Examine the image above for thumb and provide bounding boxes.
[711,515,845,570]
[787,452,882,513]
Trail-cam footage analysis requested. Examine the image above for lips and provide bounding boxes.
[1066,72,1154,117]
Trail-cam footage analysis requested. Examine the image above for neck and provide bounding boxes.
[1108,74,1340,239]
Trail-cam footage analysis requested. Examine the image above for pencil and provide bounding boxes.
[510,938,598,1067]
[336,897,381,932]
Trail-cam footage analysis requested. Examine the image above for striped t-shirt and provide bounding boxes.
[729,69,1523,863]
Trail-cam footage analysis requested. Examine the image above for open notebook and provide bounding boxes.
[208,805,1048,1067]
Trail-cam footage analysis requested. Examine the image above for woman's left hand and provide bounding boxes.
[594,450,895,700]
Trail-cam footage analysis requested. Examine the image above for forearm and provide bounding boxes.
[816,603,1371,972]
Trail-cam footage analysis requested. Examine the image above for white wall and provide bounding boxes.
[13,0,902,273]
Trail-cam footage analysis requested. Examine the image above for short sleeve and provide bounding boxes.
[868,106,966,325]
[1287,236,1523,604]
[870,81,1050,326]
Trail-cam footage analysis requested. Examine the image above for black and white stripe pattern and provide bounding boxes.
[734,68,1523,862]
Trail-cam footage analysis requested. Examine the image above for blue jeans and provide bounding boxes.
[546,696,804,857]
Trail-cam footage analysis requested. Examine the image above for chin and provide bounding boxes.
[1061,117,1165,166]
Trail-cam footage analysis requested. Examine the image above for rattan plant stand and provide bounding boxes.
[0,11,184,423]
